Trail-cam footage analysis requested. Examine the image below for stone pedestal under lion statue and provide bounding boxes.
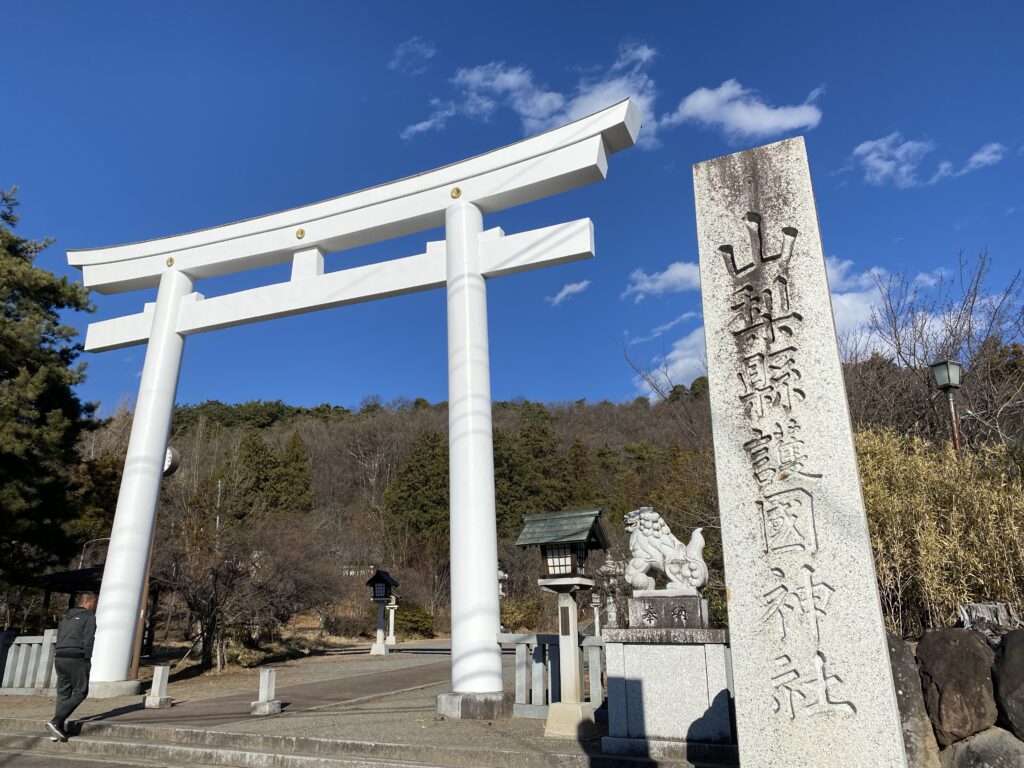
[602,507,737,763]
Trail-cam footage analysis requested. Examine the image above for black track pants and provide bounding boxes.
[52,657,90,727]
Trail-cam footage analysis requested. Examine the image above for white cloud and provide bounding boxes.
[452,63,566,131]
[826,256,884,291]
[963,142,1007,172]
[931,142,1008,183]
[823,256,888,338]
[912,268,947,288]
[399,99,456,139]
[441,42,660,147]
[547,279,591,306]
[852,133,936,188]
[402,42,821,148]
[851,134,1006,188]
[622,261,700,302]
[659,79,823,139]
[635,326,707,397]
[613,42,657,71]
[628,311,699,345]
[388,37,437,75]
[830,286,879,339]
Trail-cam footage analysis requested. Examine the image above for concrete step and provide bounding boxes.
[0,744,223,767]
[0,729,463,768]
[0,717,718,768]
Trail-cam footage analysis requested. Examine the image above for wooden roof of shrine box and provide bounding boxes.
[515,508,610,549]
[515,509,610,583]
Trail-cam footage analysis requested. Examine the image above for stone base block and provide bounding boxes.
[87,680,143,699]
[143,696,172,709]
[369,643,388,656]
[385,637,396,646]
[602,735,738,762]
[544,702,599,739]
[250,699,281,716]
[605,637,734,744]
[436,691,512,720]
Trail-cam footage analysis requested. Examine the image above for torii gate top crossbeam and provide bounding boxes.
[69,100,640,294]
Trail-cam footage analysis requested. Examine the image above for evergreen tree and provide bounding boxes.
[384,430,449,543]
[567,436,595,505]
[276,430,313,513]
[67,451,123,543]
[0,188,93,580]
[493,404,571,535]
[689,376,710,399]
[221,431,281,521]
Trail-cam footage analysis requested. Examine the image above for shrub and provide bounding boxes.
[501,596,546,632]
[858,428,1024,636]
[395,602,435,638]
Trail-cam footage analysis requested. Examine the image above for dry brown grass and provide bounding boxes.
[858,428,1024,636]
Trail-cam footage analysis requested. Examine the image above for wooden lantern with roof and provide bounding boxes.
[515,508,609,591]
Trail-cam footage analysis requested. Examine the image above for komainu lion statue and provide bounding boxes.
[623,507,708,595]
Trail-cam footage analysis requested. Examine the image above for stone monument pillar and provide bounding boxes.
[694,136,907,767]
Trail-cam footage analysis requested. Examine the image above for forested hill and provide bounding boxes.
[78,348,1024,649]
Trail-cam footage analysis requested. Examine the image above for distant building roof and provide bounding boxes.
[515,508,610,550]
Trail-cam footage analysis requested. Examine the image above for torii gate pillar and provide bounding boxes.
[440,200,506,712]
[91,269,194,695]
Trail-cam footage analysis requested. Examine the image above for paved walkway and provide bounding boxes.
[83,658,453,728]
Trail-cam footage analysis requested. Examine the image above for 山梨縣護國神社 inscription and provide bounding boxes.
[694,137,907,767]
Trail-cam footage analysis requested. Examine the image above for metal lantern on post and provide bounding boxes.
[515,508,609,739]
[366,570,399,656]
[930,359,963,452]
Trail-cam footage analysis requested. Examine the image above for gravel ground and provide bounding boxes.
[0,641,451,722]
[210,667,598,757]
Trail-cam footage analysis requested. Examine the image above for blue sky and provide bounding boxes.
[6,2,1022,414]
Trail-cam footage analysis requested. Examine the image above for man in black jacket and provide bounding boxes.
[46,591,97,742]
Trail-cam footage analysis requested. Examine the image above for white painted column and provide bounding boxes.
[385,602,397,645]
[92,269,193,683]
[445,199,503,694]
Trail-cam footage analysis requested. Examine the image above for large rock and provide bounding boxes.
[889,632,941,768]
[994,629,1024,740]
[938,727,1024,768]
[917,629,998,747]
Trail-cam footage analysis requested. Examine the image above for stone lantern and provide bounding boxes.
[366,570,399,656]
[515,508,609,738]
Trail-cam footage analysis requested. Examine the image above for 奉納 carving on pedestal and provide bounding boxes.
[602,508,736,764]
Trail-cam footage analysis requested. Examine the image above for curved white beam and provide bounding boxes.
[69,99,640,294]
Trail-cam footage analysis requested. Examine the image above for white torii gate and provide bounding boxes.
[69,99,641,710]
